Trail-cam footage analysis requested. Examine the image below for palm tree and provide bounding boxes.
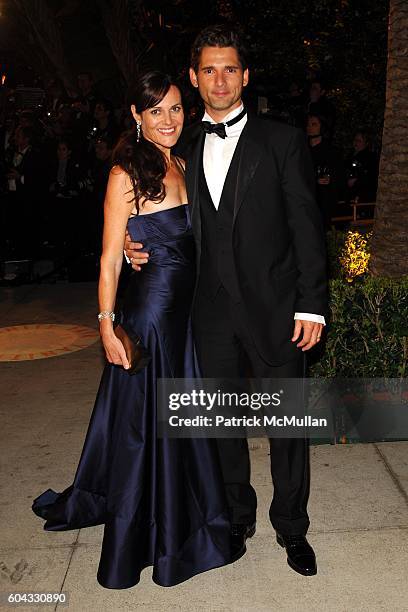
[370,0,408,277]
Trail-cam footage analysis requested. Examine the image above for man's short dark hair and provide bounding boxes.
[190,24,248,73]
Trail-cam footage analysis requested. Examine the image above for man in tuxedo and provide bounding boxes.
[5,125,45,253]
[125,25,327,576]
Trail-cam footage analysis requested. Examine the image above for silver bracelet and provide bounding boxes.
[98,311,115,322]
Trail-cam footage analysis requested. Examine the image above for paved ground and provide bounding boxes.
[0,282,407,612]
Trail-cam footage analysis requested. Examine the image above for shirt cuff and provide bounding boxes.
[294,312,326,326]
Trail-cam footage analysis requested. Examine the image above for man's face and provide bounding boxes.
[189,46,249,116]
[306,116,321,137]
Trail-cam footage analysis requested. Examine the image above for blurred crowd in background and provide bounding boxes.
[0,70,380,281]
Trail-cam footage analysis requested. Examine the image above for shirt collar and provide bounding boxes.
[202,102,246,137]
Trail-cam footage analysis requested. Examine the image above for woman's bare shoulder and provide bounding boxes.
[110,164,128,177]
[108,165,133,189]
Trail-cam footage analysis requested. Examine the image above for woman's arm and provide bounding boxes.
[98,165,133,368]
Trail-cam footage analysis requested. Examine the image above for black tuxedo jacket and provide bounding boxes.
[14,147,45,195]
[176,113,328,365]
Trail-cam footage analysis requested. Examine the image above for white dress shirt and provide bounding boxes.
[203,103,248,209]
[201,103,325,326]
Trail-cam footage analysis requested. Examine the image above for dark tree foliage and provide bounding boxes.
[128,0,388,150]
[234,0,388,150]
[1,0,388,149]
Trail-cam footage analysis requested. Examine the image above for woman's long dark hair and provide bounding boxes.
[112,71,180,214]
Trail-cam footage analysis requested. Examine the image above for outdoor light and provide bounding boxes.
[339,231,372,282]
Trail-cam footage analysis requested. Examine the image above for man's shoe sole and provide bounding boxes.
[276,534,317,576]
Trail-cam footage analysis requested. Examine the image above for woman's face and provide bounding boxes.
[131,85,184,152]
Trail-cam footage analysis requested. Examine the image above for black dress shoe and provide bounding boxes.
[276,532,317,576]
[231,522,256,561]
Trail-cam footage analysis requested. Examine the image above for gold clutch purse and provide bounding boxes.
[114,324,151,375]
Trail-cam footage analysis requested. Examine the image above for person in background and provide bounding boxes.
[43,138,85,248]
[0,114,16,168]
[40,104,79,170]
[5,125,45,254]
[86,135,114,252]
[75,71,97,117]
[49,139,83,198]
[306,113,345,229]
[44,79,68,116]
[88,98,120,156]
[286,80,307,128]
[306,79,336,141]
[345,129,378,203]
[71,72,97,155]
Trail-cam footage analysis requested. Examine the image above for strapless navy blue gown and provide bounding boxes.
[32,204,233,588]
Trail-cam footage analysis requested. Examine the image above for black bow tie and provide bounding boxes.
[201,107,247,139]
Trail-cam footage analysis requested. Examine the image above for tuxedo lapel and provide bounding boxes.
[185,129,205,265]
[232,115,263,224]
[185,130,204,215]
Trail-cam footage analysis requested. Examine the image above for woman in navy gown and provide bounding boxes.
[32,72,235,589]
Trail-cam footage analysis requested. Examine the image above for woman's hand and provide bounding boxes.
[101,330,130,369]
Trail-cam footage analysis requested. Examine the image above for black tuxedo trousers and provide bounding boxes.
[193,283,310,534]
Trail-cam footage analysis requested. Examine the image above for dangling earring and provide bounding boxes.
[136,121,141,142]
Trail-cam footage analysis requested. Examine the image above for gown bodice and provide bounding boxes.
[126,204,193,265]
